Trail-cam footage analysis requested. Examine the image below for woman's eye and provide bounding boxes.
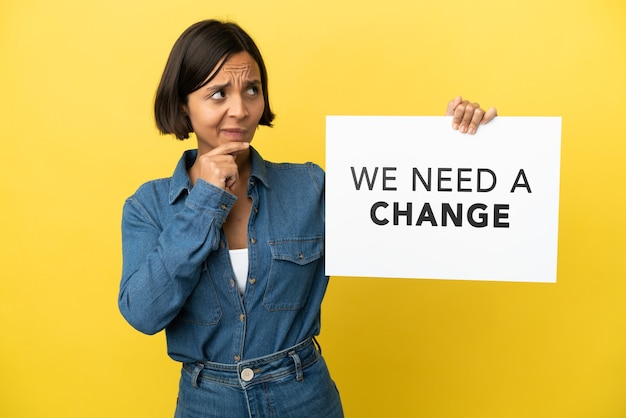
[247,86,259,96]
[210,90,225,99]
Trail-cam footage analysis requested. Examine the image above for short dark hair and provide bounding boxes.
[154,20,275,140]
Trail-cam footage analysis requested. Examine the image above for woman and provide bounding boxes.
[118,19,496,418]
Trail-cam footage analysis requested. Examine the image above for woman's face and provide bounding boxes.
[184,51,265,153]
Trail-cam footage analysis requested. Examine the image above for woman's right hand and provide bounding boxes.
[446,96,497,134]
[195,142,250,192]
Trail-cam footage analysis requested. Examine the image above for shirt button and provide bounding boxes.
[248,278,256,285]
[250,237,256,244]
[230,279,235,288]
[241,368,254,382]
[220,241,225,248]
[239,313,245,322]
[234,355,241,362]
[220,204,228,210]
[254,207,259,214]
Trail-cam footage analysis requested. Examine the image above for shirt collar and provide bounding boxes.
[168,147,270,205]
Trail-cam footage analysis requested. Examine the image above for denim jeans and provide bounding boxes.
[174,338,343,417]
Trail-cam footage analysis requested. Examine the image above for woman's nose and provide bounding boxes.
[228,95,248,119]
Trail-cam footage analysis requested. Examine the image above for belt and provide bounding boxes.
[183,337,321,388]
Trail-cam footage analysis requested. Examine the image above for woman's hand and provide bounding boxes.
[446,96,497,134]
[195,142,250,192]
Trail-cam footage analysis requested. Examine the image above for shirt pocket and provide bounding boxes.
[263,237,324,311]
[174,262,222,325]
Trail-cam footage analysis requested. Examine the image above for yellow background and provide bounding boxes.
[1,0,625,417]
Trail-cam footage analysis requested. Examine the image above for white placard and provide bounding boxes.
[325,116,561,282]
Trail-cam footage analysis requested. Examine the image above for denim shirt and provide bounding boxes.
[118,148,327,364]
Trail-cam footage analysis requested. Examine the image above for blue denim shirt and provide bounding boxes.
[118,148,327,364]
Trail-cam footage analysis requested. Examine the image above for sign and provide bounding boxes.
[325,116,562,282]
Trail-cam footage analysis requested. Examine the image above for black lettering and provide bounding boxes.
[393,202,412,225]
[457,168,472,192]
[370,201,389,225]
[494,204,510,228]
[382,167,397,191]
[438,168,453,192]
[416,203,437,226]
[477,169,496,192]
[412,167,431,191]
[441,203,463,226]
[350,166,378,191]
[467,203,488,227]
[510,169,532,193]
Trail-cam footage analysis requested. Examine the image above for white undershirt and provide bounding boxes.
[229,248,249,294]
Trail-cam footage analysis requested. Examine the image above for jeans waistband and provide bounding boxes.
[182,337,320,388]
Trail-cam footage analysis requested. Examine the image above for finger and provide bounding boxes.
[467,107,486,135]
[446,96,462,117]
[480,107,498,124]
[215,165,240,191]
[224,173,239,191]
[206,141,250,156]
[458,101,479,133]
[452,100,468,130]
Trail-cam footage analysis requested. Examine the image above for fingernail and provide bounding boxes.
[452,123,459,130]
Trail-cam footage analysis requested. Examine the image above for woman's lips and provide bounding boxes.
[221,128,247,140]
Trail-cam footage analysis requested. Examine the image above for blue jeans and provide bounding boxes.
[174,338,344,417]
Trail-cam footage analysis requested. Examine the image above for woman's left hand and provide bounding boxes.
[446,96,497,134]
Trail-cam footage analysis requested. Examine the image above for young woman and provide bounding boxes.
[118,19,496,418]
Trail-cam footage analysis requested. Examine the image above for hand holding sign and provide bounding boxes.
[446,96,498,134]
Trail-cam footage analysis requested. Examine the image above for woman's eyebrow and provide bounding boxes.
[206,79,261,90]
[205,82,230,92]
